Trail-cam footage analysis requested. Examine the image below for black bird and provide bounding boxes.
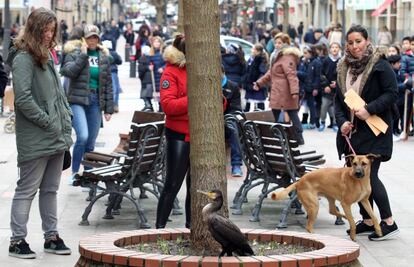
[198,189,254,257]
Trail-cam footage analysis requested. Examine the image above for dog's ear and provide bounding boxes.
[366,154,380,161]
[345,154,355,161]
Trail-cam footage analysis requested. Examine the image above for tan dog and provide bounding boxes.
[271,154,382,241]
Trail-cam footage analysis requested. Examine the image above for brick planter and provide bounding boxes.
[76,228,360,267]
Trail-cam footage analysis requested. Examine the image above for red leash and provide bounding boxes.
[342,133,357,155]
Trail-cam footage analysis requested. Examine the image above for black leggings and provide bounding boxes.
[244,102,265,112]
[358,159,393,220]
[155,137,191,228]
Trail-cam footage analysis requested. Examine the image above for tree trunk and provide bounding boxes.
[150,0,165,26]
[183,0,228,252]
[241,0,249,39]
[155,6,164,25]
[282,1,289,33]
[230,2,238,27]
[177,0,184,34]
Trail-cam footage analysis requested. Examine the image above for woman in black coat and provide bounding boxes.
[243,43,268,111]
[335,25,399,241]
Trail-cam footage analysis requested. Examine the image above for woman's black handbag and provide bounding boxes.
[62,150,71,170]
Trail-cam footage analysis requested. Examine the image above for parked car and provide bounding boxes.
[220,35,254,61]
[130,17,152,32]
[165,35,254,61]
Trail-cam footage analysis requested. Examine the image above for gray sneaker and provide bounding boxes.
[44,235,71,255]
[9,239,36,259]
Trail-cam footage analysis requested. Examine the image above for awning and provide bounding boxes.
[371,0,394,17]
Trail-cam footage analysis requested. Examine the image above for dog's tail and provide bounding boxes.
[271,183,297,201]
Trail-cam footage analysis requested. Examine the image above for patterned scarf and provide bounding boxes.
[344,43,374,85]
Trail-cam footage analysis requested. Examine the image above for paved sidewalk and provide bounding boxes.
[0,39,413,266]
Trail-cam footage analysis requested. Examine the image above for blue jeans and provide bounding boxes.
[70,92,102,173]
[112,72,121,106]
[225,128,242,167]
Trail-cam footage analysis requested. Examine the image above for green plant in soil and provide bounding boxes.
[126,238,314,256]
[157,238,170,254]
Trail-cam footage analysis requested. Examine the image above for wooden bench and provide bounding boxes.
[82,110,165,167]
[73,120,166,229]
[226,112,344,228]
[226,114,306,226]
[244,110,325,165]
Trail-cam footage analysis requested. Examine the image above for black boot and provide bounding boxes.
[185,171,191,229]
[301,113,309,124]
[142,98,153,111]
[244,102,251,112]
[155,138,190,228]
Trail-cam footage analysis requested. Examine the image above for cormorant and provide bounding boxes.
[198,189,254,257]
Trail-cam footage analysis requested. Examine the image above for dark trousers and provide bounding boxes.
[244,102,265,112]
[358,159,393,220]
[304,93,317,124]
[155,137,191,228]
[271,109,303,140]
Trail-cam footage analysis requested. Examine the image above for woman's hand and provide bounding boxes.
[324,86,331,94]
[253,82,259,91]
[354,107,370,121]
[157,68,163,74]
[81,42,88,54]
[104,113,112,121]
[340,121,354,135]
[312,89,318,96]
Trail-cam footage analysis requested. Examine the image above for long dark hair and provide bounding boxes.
[173,34,186,55]
[14,7,58,67]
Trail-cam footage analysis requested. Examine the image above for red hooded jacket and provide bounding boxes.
[160,46,189,141]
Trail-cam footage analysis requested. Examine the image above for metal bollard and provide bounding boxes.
[129,56,136,78]
[124,44,131,62]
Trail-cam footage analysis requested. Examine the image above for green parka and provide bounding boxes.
[7,48,73,165]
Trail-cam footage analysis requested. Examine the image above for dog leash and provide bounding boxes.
[342,133,356,155]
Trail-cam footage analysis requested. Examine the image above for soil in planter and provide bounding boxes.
[125,237,315,256]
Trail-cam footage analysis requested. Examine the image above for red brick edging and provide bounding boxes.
[76,228,359,267]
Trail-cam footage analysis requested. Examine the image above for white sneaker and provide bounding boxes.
[393,135,400,142]
[398,132,407,141]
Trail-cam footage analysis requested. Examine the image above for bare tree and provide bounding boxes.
[240,0,250,39]
[183,0,228,251]
[282,0,289,33]
[177,0,184,33]
[149,0,166,25]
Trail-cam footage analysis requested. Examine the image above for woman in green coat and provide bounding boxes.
[6,8,72,259]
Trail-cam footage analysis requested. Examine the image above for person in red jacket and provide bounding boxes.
[156,35,191,228]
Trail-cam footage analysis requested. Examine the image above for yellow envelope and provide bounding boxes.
[344,89,388,136]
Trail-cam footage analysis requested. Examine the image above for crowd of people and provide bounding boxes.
[2,6,409,260]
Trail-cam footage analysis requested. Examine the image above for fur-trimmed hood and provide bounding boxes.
[63,39,109,56]
[337,48,385,95]
[273,46,301,64]
[280,46,301,58]
[163,45,186,67]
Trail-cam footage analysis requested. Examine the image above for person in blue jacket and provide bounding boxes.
[302,45,322,129]
[388,55,412,137]
[148,36,165,112]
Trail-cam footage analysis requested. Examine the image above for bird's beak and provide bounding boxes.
[197,190,212,198]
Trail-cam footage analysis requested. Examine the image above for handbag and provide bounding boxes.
[62,150,71,171]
